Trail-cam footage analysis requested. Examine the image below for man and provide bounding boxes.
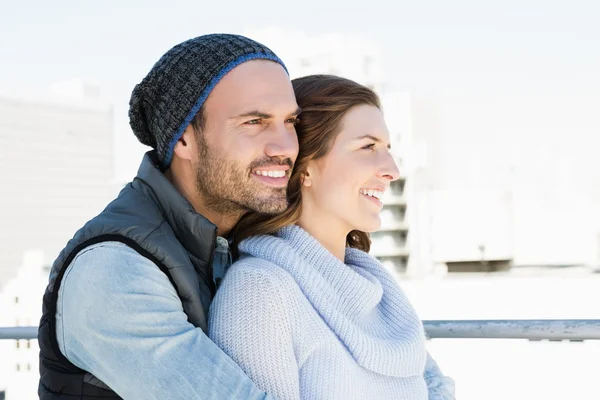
[38,34,301,399]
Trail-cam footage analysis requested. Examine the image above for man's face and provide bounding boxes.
[193,60,300,216]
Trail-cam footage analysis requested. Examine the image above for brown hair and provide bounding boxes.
[233,75,381,254]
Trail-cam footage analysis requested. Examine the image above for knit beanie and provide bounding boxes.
[129,34,287,168]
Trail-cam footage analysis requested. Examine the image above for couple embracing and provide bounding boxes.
[38,34,454,399]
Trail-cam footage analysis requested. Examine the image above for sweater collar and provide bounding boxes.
[239,225,426,377]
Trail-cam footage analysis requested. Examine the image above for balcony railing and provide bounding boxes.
[423,319,600,340]
[3,320,600,341]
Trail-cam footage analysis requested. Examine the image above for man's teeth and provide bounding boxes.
[360,189,384,200]
[253,170,286,178]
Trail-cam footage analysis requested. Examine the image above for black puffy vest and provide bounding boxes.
[38,152,217,399]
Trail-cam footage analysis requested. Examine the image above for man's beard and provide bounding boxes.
[194,134,292,217]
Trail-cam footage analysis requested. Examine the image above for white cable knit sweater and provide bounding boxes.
[209,225,455,400]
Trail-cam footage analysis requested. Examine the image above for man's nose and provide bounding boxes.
[264,123,299,161]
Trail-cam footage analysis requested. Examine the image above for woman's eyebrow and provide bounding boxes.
[355,134,391,149]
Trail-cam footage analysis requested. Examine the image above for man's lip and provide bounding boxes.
[251,165,290,172]
[251,173,289,187]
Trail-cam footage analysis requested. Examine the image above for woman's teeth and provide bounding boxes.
[360,189,383,200]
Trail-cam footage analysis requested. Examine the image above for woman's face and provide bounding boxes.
[302,104,400,233]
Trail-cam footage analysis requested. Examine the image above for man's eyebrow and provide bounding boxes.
[232,107,302,121]
[356,134,392,149]
[232,111,272,120]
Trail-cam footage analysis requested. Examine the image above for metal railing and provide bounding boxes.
[3,320,600,341]
[0,326,37,340]
[423,319,600,340]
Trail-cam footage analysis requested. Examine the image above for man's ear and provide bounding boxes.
[172,125,196,161]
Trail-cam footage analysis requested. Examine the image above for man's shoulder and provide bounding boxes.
[62,241,169,292]
[71,241,148,267]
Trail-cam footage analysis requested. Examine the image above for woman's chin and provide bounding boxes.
[353,217,381,233]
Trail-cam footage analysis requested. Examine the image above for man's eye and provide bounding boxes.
[245,119,261,125]
[362,143,376,150]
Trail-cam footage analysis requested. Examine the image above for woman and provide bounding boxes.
[209,75,455,399]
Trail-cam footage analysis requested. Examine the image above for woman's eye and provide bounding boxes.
[362,143,376,150]
[286,117,299,124]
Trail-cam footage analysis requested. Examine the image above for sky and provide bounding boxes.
[2,0,599,93]
[2,0,599,199]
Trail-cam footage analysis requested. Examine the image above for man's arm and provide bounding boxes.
[424,351,456,400]
[56,241,272,400]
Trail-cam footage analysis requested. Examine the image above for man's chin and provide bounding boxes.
[249,197,288,215]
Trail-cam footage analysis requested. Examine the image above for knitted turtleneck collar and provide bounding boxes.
[238,225,427,377]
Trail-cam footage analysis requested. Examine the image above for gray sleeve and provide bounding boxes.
[56,241,272,400]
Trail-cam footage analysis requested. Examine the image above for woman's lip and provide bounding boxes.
[361,192,383,207]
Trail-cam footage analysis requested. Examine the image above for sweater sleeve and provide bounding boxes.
[209,260,301,400]
[424,351,456,399]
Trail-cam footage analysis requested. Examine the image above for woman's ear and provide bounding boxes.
[302,169,312,187]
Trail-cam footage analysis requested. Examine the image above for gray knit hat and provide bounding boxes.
[129,34,287,168]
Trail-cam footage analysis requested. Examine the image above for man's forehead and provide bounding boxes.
[204,60,295,114]
[230,99,300,117]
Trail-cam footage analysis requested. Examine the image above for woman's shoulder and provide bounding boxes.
[209,256,305,336]
[217,256,301,301]
[230,255,295,278]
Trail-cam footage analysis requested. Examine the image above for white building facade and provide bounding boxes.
[0,251,48,400]
[0,85,117,399]
[0,85,116,285]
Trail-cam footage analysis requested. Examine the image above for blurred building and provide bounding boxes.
[372,92,413,274]
[0,81,116,289]
[0,251,48,400]
[248,28,385,93]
